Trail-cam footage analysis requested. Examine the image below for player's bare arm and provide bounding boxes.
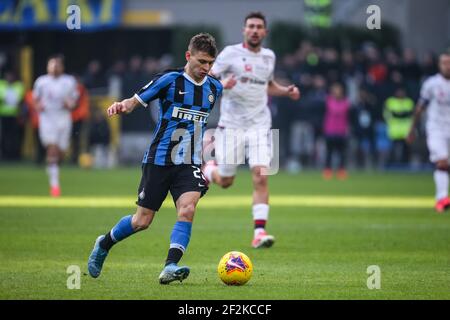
[63,97,77,110]
[221,74,237,89]
[406,101,426,144]
[209,70,236,90]
[33,97,44,112]
[268,80,300,100]
[107,96,140,117]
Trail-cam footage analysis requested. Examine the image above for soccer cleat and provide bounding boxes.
[50,186,61,197]
[322,168,333,180]
[435,197,450,213]
[87,235,109,278]
[336,169,348,180]
[252,230,275,249]
[159,263,190,284]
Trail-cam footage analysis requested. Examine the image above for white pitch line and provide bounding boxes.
[0,195,433,209]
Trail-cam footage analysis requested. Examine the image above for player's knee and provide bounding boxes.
[252,171,268,188]
[46,146,59,162]
[133,215,152,231]
[177,203,196,221]
[133,210,154,230]
[436,161,449,171]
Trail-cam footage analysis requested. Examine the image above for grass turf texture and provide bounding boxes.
[0,165,449,299]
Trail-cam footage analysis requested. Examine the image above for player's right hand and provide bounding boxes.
[222,74,237,90]
[107,102,128,116]
[406,130,415,144]
[34,101,44,112]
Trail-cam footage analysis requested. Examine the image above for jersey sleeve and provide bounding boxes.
[134,72,176,107]
[67,76,79,101]
[32,77,43,100]
[269,53,276,82]
[217,81,224,99]
[211,46,232,77]
[419,77,434,107]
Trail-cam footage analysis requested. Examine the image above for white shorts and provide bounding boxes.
[426,129,450,163]
[214,127,272,177]
[39,119,72,151]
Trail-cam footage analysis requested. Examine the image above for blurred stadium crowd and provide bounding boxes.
[0,41,439,171]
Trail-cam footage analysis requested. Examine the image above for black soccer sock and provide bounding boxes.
[99,232,115,251]
[165,248,184,266]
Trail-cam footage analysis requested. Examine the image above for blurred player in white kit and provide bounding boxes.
[203,12,300,248]
[33,55,78,197]
[408,51,450,212]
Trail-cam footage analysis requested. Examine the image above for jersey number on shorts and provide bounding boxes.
[192,166,205,181]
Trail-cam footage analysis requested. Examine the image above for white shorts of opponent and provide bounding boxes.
[39,118,72,151]
[426,129,450,163]
[214,127,273,177]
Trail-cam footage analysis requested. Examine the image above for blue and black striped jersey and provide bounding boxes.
[134,69,223,166]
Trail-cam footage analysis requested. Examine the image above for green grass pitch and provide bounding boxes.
[0,165,449,299]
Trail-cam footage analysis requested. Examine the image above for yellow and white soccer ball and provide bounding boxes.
[217,251,253,286]
[78,152,93,169]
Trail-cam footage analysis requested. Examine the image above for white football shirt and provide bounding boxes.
[211,43,276,129]
[33,74,78,124]
[420,73,450,133]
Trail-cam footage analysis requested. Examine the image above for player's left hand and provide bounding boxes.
[287,85,300,100]
[63,98,75,110]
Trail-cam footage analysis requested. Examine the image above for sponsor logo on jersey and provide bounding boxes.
[172,107,209,123]
[239,77,266,85]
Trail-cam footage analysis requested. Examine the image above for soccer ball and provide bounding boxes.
[78,153,93,169]
[217,251,253,286]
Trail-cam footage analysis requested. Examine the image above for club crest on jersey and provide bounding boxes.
[172,107,209,123]
[244,64,253,72]
[139,188,145,200]
[208,93,215,103]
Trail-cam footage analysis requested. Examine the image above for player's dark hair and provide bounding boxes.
[188,33,218,58]
[440,49,450,58]
[48,54,65,64]
[244,12,267,27]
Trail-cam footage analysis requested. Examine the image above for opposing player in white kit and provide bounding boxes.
[203,12,300,248]
[33,55,78,197]
[407,51,450,213]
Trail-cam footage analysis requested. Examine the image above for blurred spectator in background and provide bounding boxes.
[24,89,45,163]
[107,59,126,99]
[88,106,110,168]
[352,87,378,169]
[0,71,25,160]
[401,48,422,101]
[421,51,439,78]
[83,60,108,95]
[142,56,161,80]
[70,75,90,165]
[122,55,144,99]
[384,86,414,168]
[340,50,362,105]
[322,82,351,179]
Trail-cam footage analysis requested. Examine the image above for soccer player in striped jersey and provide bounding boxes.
[202,12,300,248]
[408,51,450,213]
[88,33,223,284]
